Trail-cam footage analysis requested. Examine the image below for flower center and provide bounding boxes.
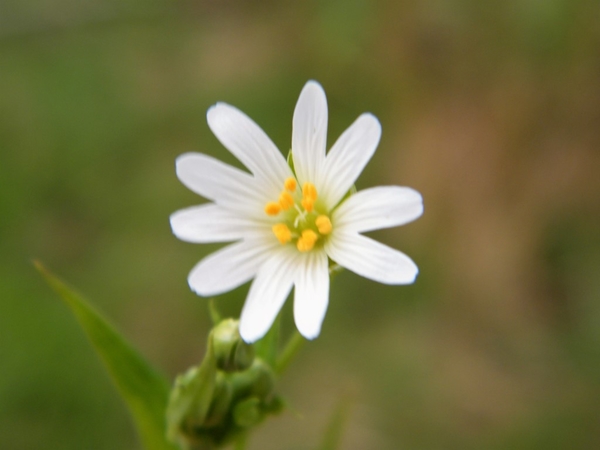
[264,177,332,252]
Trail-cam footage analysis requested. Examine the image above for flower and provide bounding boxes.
[170,81,423,343]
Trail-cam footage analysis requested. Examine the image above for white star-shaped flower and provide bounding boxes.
[171,81,423,343]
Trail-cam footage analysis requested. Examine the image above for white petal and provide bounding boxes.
[292,81,328,185]
[207,103,291,196]
[188,238,278,297]
[333,186,423,233]
[239,248,299,343]
[175,152,268,217]
[319,114,381,209]
[170,204,264,243]
[325,232,418,285]
[293,251,330,340]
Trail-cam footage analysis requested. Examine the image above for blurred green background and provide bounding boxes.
[2,0,600,448]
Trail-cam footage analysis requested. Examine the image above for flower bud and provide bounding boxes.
[233,396,263,428]
[229,358,276,401]
[166,363,217,448]
[263,394,285,415]
[212,319,255,372]
[202,372,233,428]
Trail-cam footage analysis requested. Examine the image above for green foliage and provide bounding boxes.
[166,335,219,449]
[211,319,255,373]
[4,1,600,447]
[166,320,283,449]
[35,262,177,450]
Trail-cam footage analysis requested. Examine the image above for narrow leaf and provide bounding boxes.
[35,261,177,450]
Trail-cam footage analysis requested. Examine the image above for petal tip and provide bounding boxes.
[297,80,327,109]
[207,101,227,113]
[296,325,320,341]
[206,103,218,120]
[188,281,205,297]
[169,211,181,234]
[206,102,234,126]
[175,152,206,180]
[188,270,223,298]
[239,322,263,344]
[175,151,199,166]
[361,112,382,134]
[402,264,419,284]
[302,79,325,93]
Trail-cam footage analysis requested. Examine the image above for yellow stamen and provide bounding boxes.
[296,229,318,252]
[301,197,314,212]
[302,182,317,201]
[265,202,282,216]
[279,191,294,210]
[284,177,297,192]
[304,229,318,244]
[265,179,329,252]
[272,223,292,244]
[315,215,332,235]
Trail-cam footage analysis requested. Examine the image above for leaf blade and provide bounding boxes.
[35,261,177,450]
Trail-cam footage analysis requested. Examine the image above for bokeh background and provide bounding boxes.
[2,1,600,449]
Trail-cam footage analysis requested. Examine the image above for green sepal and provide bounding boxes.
[34,261,176,450]
[228,358,276,401]
[232,397,262,428]
[328,262,344,278]
[262,394,285,416]
[166,334,218,445]
[286,150,296,176]
[212,319,255,373]
[203,372,233,428]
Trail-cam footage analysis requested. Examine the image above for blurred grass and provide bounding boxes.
[1,0,600,449]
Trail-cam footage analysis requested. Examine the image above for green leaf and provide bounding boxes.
[35,261,177,450]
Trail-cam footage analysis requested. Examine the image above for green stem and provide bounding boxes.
[275,330,305,376]
[274,267,342,377]
[208,299,222,325]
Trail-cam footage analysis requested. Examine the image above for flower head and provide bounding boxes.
[171,81,423,343]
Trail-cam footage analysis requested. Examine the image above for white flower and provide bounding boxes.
[171,81,423,343]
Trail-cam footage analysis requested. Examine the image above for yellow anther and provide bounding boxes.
[279,191,294,210]
[272,223,292,244]
[302,182,317,201]
[265,202,282,216]
[296,239,311,252]
[301,197,314,212]
[296,229,318,252]
[284,177,297,192]
[302,229,318,243]
[315,215,332,235]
